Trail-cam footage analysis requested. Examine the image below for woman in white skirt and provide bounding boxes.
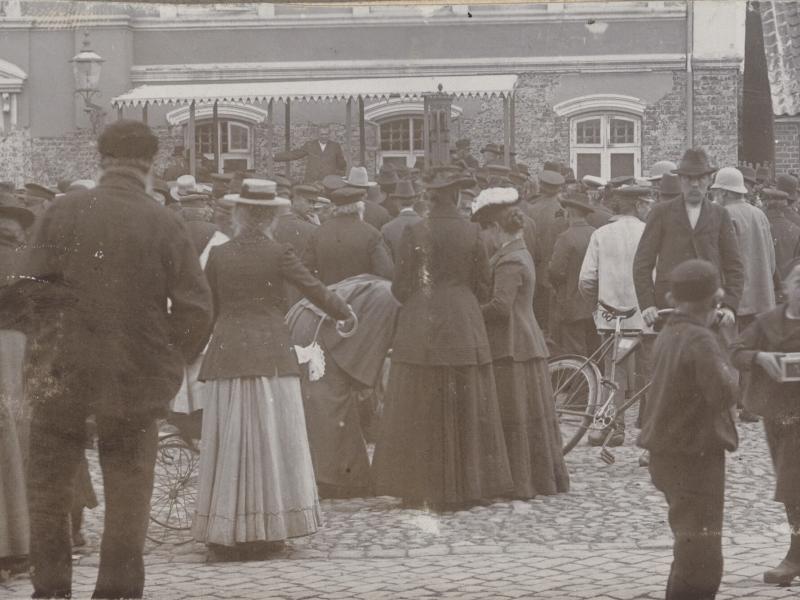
[193,179,354,561]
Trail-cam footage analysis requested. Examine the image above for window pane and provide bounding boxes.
[229,123,249,151]
[220,122,229,154]
[195,124,214,155]
[380,119,411,151]
[576,118,601,145]
[576,153,602,180]
[610,153,635,179]
[610,118,635,145]
[412,118,424,152]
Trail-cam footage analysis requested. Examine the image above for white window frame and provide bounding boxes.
[186,119,254,173]
[570,113,641,181]
[377,116,425,169]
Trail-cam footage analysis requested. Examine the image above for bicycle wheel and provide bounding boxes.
[549,356,601,455]
[147,433,200,545]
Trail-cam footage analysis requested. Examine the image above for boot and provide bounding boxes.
[764,504,800,585]
[588,422,625,447]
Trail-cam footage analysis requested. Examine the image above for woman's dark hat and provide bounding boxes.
[669,259,720,302]
[330,186,367,206]
[425,172,476,191]
[389,180,419,199]
[672,148,716,177]
[97,120,159,161]
[0,192,36,228]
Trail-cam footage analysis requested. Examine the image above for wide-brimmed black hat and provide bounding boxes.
[672,148,716,177]
[0,192,36,228]
[425,172,476,191]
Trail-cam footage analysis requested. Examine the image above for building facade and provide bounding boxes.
[0,1,745,186]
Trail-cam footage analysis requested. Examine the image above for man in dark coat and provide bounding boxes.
[274,125,348,183]
[381,180,422,262]
[275,186,319,306]
[776,173,800,229]
[548,194,598,357]
[633,148,744,328]
[455,138,479,169]
[363,182,392,231]
[303,186,394,285]
[524,168,568,337]
[763,187,800,284]
[4,121,213,599]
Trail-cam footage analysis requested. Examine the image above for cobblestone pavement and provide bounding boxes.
[3,420,798,599]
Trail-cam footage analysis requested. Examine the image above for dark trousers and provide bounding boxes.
[559,318,600,358]
[649,450,726,600]
[27,398,158,599]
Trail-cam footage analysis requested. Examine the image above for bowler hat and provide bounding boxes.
[776,174,799,202]
[560,193,595,214]
[330,186,367,206]
[224,179,290,207]
[390,179,418,199]
[0,192,35,229]
[98,120,159,161]
[658,173,682,198]
[669,259,720,302]
[539,170,565,187]
[673,148,716,177]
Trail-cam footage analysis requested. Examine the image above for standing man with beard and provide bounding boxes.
[274,124,348,184]
[633,148,744,333]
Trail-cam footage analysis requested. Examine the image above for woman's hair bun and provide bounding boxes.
[501,206,525,233]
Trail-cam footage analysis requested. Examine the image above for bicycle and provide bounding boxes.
[548,301,673,464]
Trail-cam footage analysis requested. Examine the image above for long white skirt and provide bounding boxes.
[192,376,322,546]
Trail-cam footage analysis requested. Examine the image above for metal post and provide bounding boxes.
[423,100,430,171]
[188,100,196,177]
[142,103,148,125]
[212,100,220,174]
[285,99,291,179]
[502,96,511,168]
[510,93,516,155]
[266,99,274,175]
[345,98,353,169]
[358,96,366,166]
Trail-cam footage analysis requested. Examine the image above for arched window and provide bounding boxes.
[554,94,645,180]
[366,99,462,169]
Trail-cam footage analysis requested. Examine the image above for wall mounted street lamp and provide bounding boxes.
[70,31,106,133]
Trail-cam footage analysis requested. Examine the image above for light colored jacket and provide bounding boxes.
[724,200,776,316]
[579,215,649,332]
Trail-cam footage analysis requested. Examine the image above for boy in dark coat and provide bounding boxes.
[639,259,739,600]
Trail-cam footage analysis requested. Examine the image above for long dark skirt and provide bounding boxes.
[764,417,800,504]
[372,362,513,506]
[493,358,570,499]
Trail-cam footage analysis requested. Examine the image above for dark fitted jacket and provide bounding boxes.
[482,238,549,362]
[273,211,318,306]
[381,209,422,261]
[638,312,739,455]
[363,200,392,231]
[199,231,349,381]
[274,139,348,183]
[633,197,744,311]
[765,205,800,278]
[548,218,596,322]
[730,305,800,419]
[181,212,220,257]
[391,201,492,366]
[303,214,394,285]
[7,168,213,420]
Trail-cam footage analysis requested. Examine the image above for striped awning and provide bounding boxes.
[110,74,519,108]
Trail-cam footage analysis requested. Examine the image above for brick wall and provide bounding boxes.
[642,71,687,171]
[775,119,800,175]
[0,127,33,186]
[692,68,741,168]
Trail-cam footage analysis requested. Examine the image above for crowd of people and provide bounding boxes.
[0,118,799,600]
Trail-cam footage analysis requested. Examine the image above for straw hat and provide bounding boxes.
[223,179,290,207]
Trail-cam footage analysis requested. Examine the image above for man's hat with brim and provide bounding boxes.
[658,173,682,198]
[560,193,596,214]
[330,186,368,206]
[739,166,757,185]
[344,166,376,189]
[25,183,57,202]
[669,259,720,303]
[673,148,716,177]
[0,192,36,229]
[390,179,419,200]
[293,184,321,199]
[210,173,234,199]
[539,170,565,187]
[481,143,503,155]
[608,175,636,189]
[647,160,678,181]
[321,174,347,193]
[776,174,799,202]
[376,167,399,187]
[170,174,207,203]
[224,179,290,207]
[761,187,790,202]
[425,172,476,191]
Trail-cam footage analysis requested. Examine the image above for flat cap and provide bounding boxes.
[539,170,565,187]
[97,120,159,161]
[669,259,720,302]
